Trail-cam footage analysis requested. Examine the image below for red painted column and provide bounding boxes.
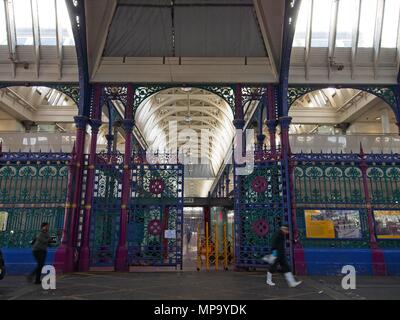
[359,145,387,275]
[79,85,103,271]
[115,85,135,272]
[55,115,89,273]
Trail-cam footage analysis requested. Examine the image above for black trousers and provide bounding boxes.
[268,254,291,274]
[31,250,47,283]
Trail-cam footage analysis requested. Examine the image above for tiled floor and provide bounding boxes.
[1,271,399,300]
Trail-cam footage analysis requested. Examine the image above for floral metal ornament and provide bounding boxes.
[148,219,163,236]
[251,176,268,193]
[252,219,269,237]
[149,178,165,195]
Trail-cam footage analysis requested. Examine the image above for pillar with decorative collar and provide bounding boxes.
[79,85,103,272]
[115,84,135,271]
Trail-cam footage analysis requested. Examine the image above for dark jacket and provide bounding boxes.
[271,230,286,255]
[32,230,51,251]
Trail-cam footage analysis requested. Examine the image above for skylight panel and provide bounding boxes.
[336,0,357,47]
[56,0,74,45]
[14,0,34,45]
[293,0,311,47]
[381,0,400,48]
[311,0,332,47]
[358,0,378,47]
[38,0,57,45]
[0,2,7,45]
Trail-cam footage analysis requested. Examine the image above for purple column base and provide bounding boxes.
[293,247,307,275]
[372,248,387,276]
[54,245,74,274]
[115,245,129,272]
[78,246,90,272]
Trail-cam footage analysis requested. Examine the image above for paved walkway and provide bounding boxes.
[0,272,400,300]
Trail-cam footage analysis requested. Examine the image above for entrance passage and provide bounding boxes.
[182,207,204,270]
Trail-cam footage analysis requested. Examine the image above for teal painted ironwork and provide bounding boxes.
[367,165,400,205]
[294,164,364,204]
[0,162,69,248]
[90,157,123,267]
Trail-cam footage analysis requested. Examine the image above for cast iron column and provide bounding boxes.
[79,85,103,271]
[115,85,135,271]
[359,145,387,275]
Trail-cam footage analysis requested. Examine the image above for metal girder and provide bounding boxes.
[351,0,362,80]
[373,0,385,80]
[328,0,339,79]
[279,0,302,117]
[65,0,91,117]
[4,0,17,78]
[253,0,278,79]
[31,0,40,79]
[304,0,312,80]
[55,0,64,79]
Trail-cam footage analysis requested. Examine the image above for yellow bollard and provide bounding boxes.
[223,223,228,270]
[197,223,201,271]
[205,223,209,271]
[215,226,219,271]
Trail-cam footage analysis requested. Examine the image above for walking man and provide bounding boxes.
[27,222,53,285]
[264,225,302,288]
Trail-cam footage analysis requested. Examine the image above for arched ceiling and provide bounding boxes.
[288,88,397,133]
[135,87,235,177]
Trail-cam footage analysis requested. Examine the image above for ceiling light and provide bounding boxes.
[181,87,192,92]
[375,117,381,121]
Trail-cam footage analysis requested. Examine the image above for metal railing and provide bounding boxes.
[289,134,400,154]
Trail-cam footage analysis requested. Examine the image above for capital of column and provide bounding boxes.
[122,119,135,133]
[266,119,278,132]
[256,134,266,143]
[233,119,245,130]
[278,116,292,130]
[74,115,89,130]
[89,119,102,134]
[105,134,114,142]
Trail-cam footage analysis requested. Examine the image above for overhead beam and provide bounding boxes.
[85,0,117,79]
[31,0,40,79]
[351,0,362,80]
[304,0,313,80]
[253,0,278,80]
[373,0,385,80]
[4,0,17,78]
[55,0,64,79]
[328,0,339,79]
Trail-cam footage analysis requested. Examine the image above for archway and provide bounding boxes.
[288,88,400,153]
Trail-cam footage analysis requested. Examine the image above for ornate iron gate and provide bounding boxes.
[128,163,184,268]
[234,149,287,267]
[89,153,123,266]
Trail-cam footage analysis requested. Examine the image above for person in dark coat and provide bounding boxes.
[27,222,54,285]
[264,225,302,287]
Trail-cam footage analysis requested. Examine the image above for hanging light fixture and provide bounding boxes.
[185,92,192,123]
